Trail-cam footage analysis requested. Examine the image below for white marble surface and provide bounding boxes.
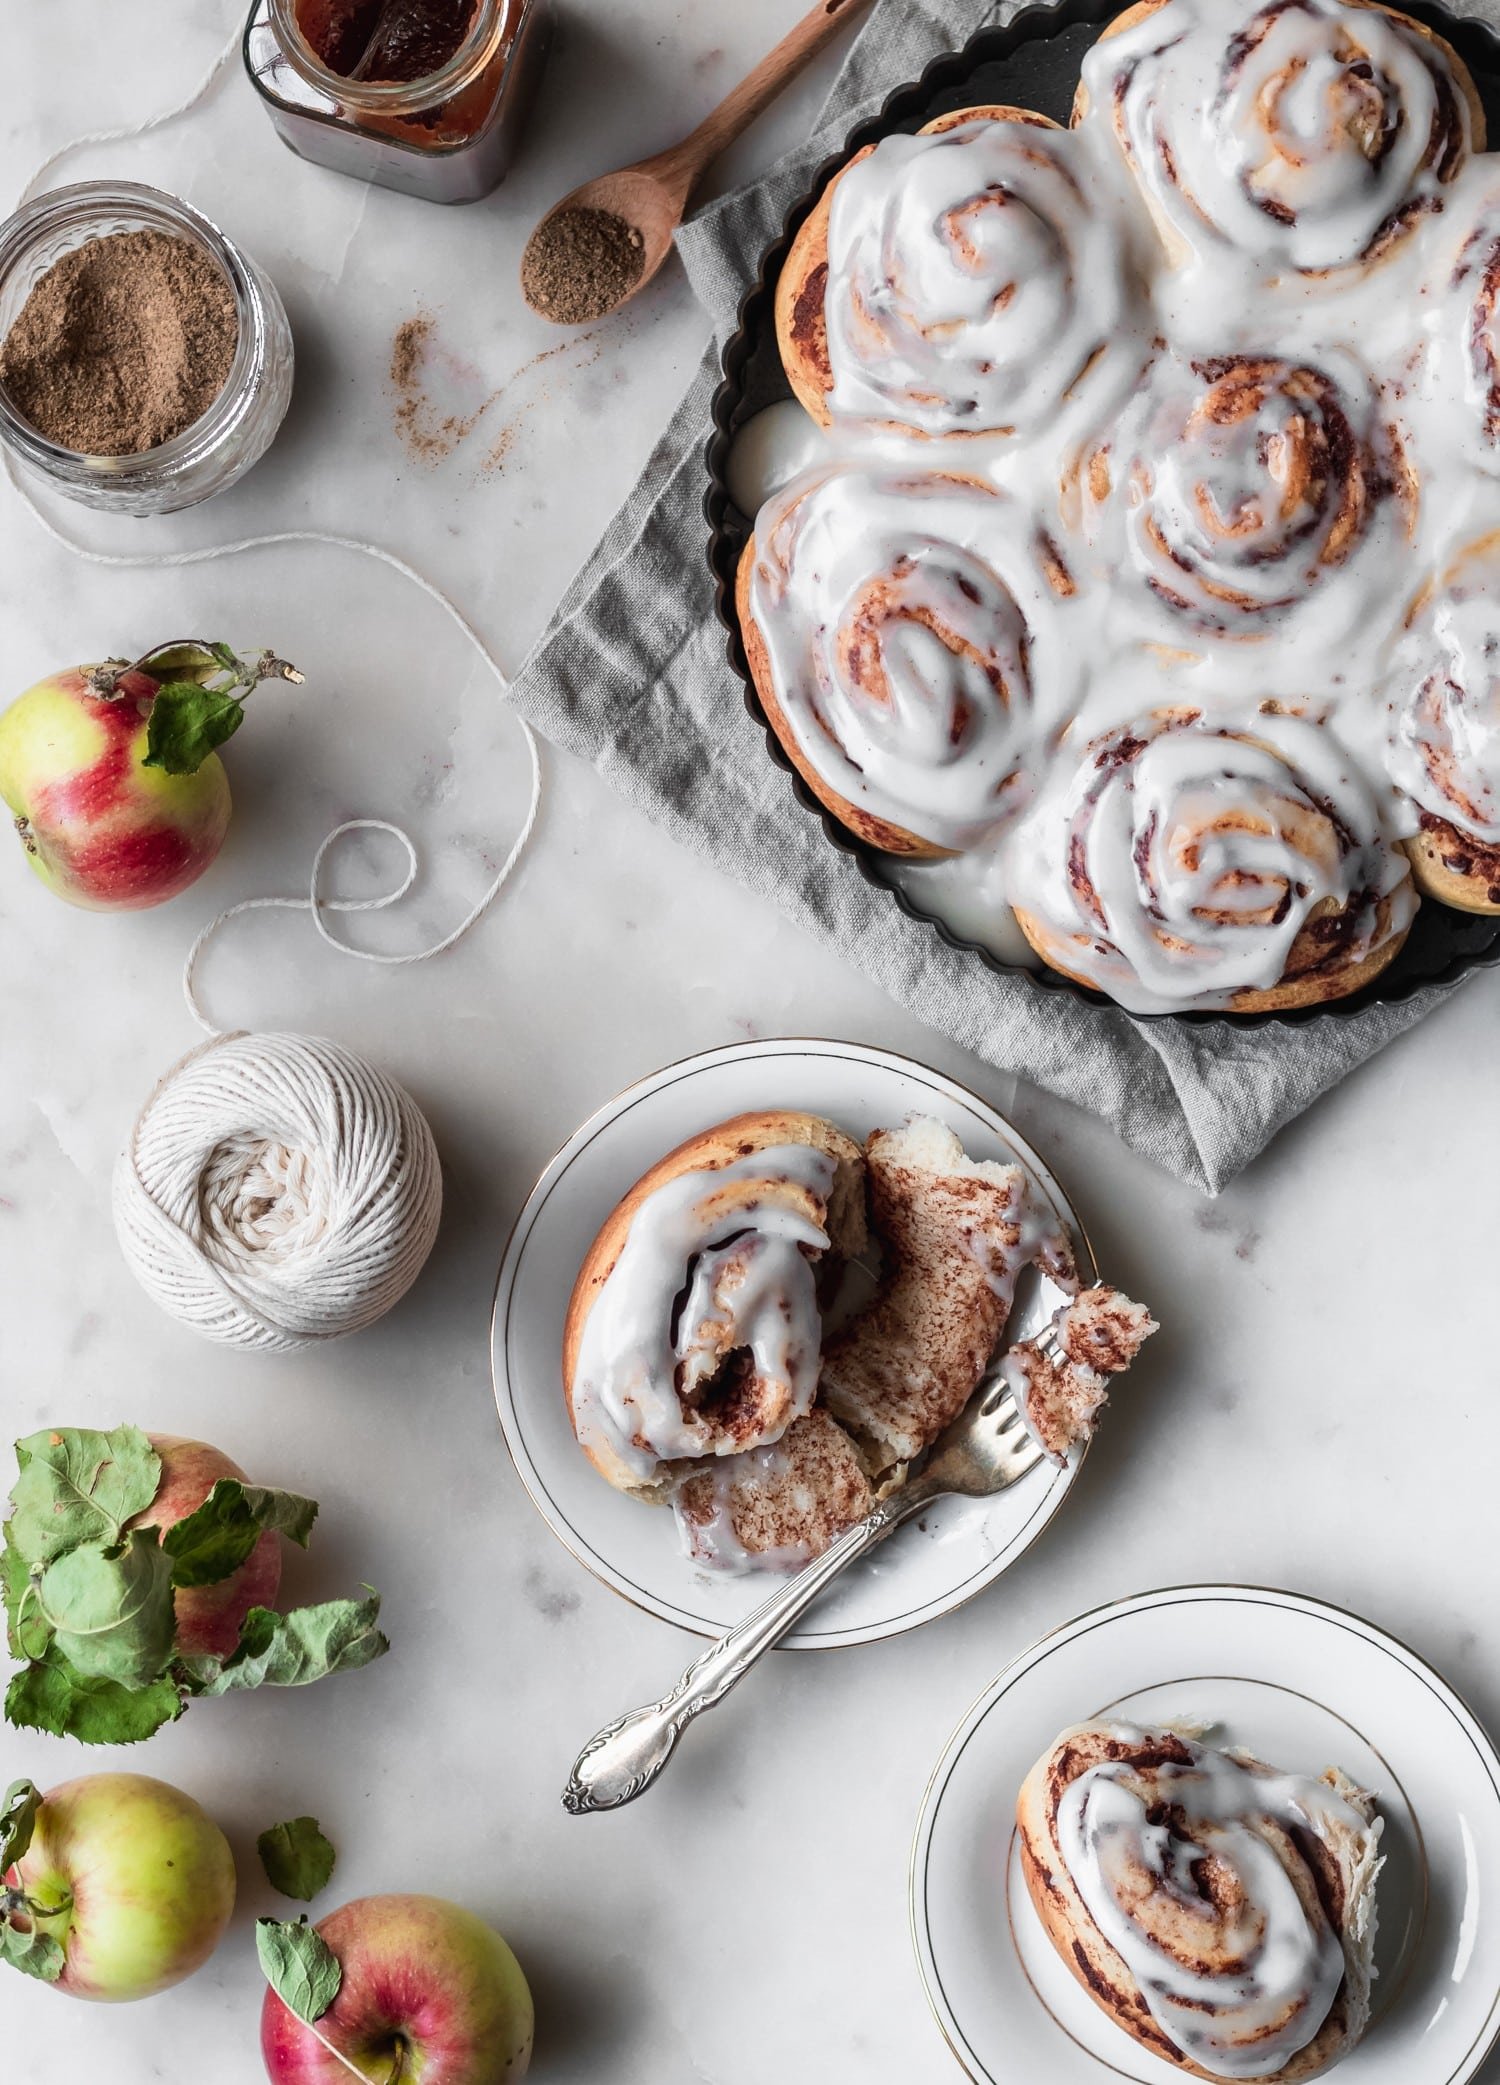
[2,4,1499,2081]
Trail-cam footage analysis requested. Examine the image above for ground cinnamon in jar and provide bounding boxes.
[0,229,239,455]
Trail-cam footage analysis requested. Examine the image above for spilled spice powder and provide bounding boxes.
[0,229,238,456]
[521,207,645,326]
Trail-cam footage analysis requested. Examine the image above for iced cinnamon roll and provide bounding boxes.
[739,462,1077,856]
[777,105,1138,439]
[563,1111,868,1496]
[1077,0,1479,277]
[1018,1721,1384,2082]
[1009,707,1417,1013]
[1070,350,1415,659]
[1387,533,1500,912]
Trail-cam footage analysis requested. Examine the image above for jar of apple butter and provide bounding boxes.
[243,0,550,204]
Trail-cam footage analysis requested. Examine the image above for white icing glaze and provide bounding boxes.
[885,849,1043,966]
[1388,531,1500,841]
[747,462,1081,850]
[1082,0,1471,277]
[825,114,1141,438]
[1007,703,1416,1013]
[570,1145,835,1484]
[743,0,1500,1008]
[1056,1723,1381,2080]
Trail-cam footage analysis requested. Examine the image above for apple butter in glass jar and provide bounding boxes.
[243,0,550,204]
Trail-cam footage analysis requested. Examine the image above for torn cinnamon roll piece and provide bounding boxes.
[1003,1285,1158,1465]
[1018,1720,1384,2081]
[819,1115,1076,1473]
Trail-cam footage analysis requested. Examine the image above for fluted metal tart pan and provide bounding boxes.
[704,0,1500,1027]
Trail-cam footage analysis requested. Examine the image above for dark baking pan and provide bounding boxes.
[703,0,1500,1027]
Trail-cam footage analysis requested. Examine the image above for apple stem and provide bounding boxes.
[84,642,305,702]
[299,2017,373,2083]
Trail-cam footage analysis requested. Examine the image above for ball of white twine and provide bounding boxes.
[113,1031,442,1354]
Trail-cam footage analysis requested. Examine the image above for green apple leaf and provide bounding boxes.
[0,1779,40,1873]
[7,1427,161,1564]
[2,1538,34,1660]
[179,1591,388,1697]
[256,1916,341,2023]
[35,1531,176,1686]
[0,1919,64,1983]
[162,1480,318,1590]
[6,1654,184,1745]
[257,1816,336,1902]
[141,680,245,775]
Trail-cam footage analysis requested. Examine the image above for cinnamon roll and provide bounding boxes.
[563,1111,868,1497]
[1387,533,1500,912]
[1077,0,1480,277]
[1017,1721,1384,2082]
[1071,350,1415,658]
[777,105,1137,439]
[739,462,1077,857]
[1009,707,1417,1013]
[819,1115,1076,1471]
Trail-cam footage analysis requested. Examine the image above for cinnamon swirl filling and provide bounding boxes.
[1009,706,1416,1011]
[1085,0,1472,274]
[1076,351,1412,649]
[824,113,1137,436]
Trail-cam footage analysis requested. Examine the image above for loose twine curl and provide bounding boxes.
[16,17,544,1351]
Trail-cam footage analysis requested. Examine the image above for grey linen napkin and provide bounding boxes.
[511,0,1478,1195]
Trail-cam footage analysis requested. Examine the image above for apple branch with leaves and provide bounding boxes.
[83,639,304,777]
[2,1427,389,1745]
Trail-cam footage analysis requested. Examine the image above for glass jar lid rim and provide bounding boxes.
[268,0,508,110]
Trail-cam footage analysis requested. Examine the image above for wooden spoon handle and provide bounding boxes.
[651,0,872,200]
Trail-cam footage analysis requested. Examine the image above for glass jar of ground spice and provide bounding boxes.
[244,0,550,204]
[0,183,293,515]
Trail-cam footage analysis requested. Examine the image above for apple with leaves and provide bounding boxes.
[0,639,301,911]
[0,1774,235,2000]
[260,1896,534,2083]
[2,1424,388,1745]
[132,1434,283,1661]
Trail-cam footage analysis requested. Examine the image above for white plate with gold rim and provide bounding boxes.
[911,1584,1500,2084]
[489,1036,1096,1651]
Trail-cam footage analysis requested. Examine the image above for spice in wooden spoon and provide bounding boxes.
[521,0,870,325]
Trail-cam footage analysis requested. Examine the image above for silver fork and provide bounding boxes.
[561,1316,1063,1816]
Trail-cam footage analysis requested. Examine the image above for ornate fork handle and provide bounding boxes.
[561,1480,937,1815]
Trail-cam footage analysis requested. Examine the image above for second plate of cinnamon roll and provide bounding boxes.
[491,1038,1155,1649]
[911,1584,1500,2084]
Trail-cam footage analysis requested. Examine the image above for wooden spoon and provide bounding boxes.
[521,0,872,324]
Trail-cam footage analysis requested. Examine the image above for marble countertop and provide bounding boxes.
[3,4,1499,2081]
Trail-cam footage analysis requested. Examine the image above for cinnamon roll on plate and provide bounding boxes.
[495,1040,1150,1646]
[910,1585,1500,2085]
[1018,1721,1383,2081]
[776,104,1139,440]
[564,1105,1154,1570]
[1076,0,1481,278]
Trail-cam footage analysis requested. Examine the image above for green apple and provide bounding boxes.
[3,1773,235,2000]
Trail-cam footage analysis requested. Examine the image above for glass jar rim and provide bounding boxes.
[0,180,269,481]
[268,0,508,113]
